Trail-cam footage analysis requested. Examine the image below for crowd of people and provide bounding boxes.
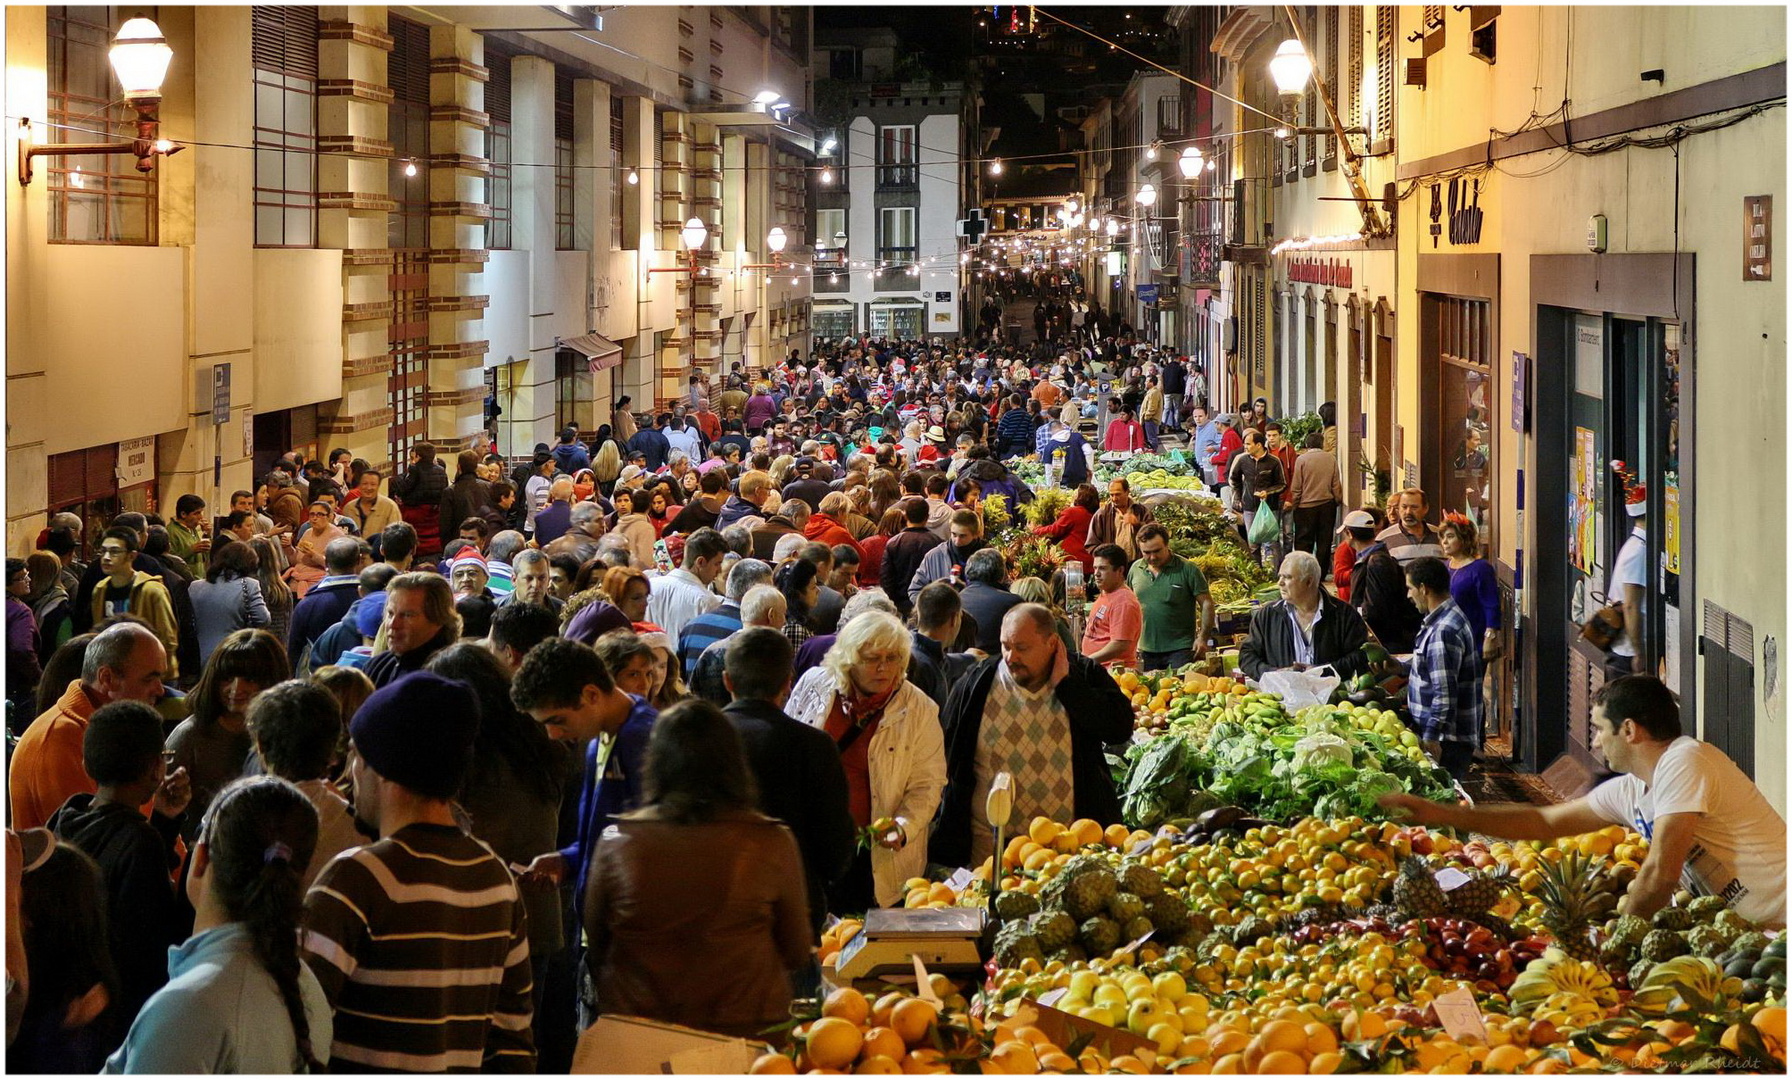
[3,330,1778,1070]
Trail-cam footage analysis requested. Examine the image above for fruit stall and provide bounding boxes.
[757,678,1786,1075]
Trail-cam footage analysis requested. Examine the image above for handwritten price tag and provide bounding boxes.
[1431,987,1487,1043]
[1120,928,1155,955]
[945,867,975,891]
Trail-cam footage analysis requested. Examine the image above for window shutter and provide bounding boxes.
[555,68,575,142]
[388,16,431,106]
[1323,6,1339,162]
[251,6,318,79]
[1374,6,1396,146]
[484,42,512,124]
[1347,7,1364,130]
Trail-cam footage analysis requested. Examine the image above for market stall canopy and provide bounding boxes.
[559,333,623,373]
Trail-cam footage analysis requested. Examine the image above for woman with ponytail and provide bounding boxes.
[103,776,332,1073]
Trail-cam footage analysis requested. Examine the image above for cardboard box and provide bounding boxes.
[1019,996,1156,1059]
[572,1014,770,1074]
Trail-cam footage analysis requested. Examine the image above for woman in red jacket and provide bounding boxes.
[802,492,867,560]
[857,506,904,588]
[1208,414,1245,489]
[1033,483,1100,573]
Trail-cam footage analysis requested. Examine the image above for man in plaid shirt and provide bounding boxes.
[1404,556,1482,780]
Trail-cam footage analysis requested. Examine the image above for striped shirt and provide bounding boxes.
[302,823,535,1073]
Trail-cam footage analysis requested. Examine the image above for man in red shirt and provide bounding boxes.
[1081,544,1143,669]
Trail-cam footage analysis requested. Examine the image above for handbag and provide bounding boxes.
[1247,500,1280,546]
[1579,601,1625,651]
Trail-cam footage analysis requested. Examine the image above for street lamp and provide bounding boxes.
[989,158,1003,175]
[681,216,709,252]
[766,226,787,255]
[20,15,182,185]
[1269,38,1313,121]
[1135,183,1158,207]
[1178,146,1205,179]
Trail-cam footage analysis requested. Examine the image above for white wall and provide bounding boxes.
[919,112,962,335]
[252,249,345,414]
[485,249,533,369]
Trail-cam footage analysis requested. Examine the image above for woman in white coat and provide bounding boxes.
[786,610,946,911]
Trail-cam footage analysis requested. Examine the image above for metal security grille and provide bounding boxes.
[555,69,575,249]
[389,251,430,466]
[388,16,430,250]
[47,5,158,244]
[485,43,513,250]
[1701,602,1757,777]
[251,5,319,247]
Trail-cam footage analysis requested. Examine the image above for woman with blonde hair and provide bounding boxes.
[768,455,796,489]
[247,535,294,644]
[785,611,945,911]
[590,441,623,495]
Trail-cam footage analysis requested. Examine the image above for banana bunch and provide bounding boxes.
[1532,990,1609,1030]
[1631,956,1745,1015]
[1509,948,1620,1013]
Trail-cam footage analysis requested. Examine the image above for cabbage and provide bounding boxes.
[1290,732,1352,773]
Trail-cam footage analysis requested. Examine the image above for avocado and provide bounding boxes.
[1726,957,1758,978]
[1751,956,1786,980]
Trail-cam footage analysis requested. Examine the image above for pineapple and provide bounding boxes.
[1393,856,1449,919]
[1533,851,1607,962]
[1447,864,1513,915]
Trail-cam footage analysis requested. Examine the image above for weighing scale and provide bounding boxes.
[834,776,1011,981]
[833,907,988,979]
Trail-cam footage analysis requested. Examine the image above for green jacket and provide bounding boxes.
[88,570,180,679]
[165,520,207,577]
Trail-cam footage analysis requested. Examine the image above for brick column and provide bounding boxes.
[315,6,398,470]
[425,22,490,453]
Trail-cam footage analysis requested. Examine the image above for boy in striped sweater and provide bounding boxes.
[302,672,536,1072]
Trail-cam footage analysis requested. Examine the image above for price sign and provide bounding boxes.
[1431,987,1488,1043]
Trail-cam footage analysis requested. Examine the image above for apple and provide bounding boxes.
[1068,970,1101,1001]
[1152,972,1187,1003]
[1126,998,1164,1036]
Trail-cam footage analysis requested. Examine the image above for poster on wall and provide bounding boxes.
[1663,476,1681,577]
[1570,427,1598,574]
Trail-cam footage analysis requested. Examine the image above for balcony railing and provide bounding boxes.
[876,164,918,189]
[877,246,917,266]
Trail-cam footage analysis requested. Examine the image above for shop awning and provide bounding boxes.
[558,333,623,373]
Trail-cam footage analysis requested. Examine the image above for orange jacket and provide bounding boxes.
[9,679,98,830]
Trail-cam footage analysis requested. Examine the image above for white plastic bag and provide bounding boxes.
[1257,666,1342,711]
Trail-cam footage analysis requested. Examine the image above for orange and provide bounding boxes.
[990,1040,1039,1074]
[1258,1050,1307,1074]
[1306,1051,1341,1074]
[807,1017,866,1071]
[862,1027,906,1063]
[1303,1024,1338,1058]
[856,1056,903,1075]
[891,998,939,1046]
[1211,1053,1247,1074]
[873,992,907,1027]
[1258,1020,1309,1057]
[824,988,872,1026]
[750,1052,797,1074]
[1211,1029,1251,1057]
[902,1048,950,1075]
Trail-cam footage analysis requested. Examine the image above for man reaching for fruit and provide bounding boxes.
[1383,675,1786,930]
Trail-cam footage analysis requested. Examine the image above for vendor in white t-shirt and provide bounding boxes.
[1382,675,1786,929]
[1605,479,1651,681]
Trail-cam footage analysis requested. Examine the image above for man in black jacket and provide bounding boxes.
[879,499,943,618]
[721,628,854,940]
[286,537,369,672]
[1352,538,1423,655]
[47,699,191,1028]
[930,604,1133,870]
[1238,551,1370,680]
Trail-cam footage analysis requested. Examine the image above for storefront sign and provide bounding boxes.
[1286,257,1353,289]
[1136,284,1159,304]
[1510,351,1528,433]
[212,363,231,427]
[1744,195,1772,280]
[117,436,155,488]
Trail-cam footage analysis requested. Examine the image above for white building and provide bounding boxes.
[811,28,972,341]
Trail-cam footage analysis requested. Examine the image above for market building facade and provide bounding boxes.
[7,4,817,552]
[1190,4,1785,812]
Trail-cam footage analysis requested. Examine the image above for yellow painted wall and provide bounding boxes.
[253,249,345,413]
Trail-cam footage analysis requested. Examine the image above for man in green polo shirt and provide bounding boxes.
[1128,523,1214,672]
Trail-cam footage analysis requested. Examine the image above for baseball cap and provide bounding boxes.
[1339,509,1378,533]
